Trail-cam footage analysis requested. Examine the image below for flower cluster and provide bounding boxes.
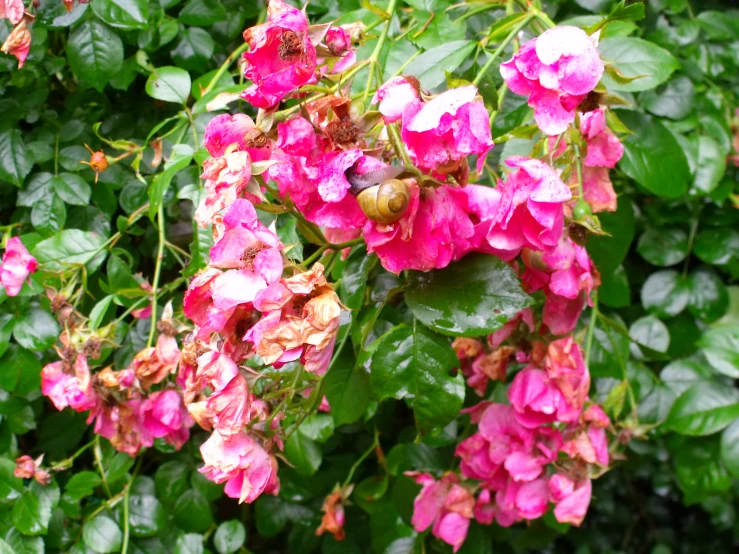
[412,338,610,551]
[40,317,193,457]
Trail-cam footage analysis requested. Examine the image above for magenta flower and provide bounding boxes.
[141,389,192,450]
[401,85,493,174]
[372,76,420,124]
[0,237,38,297]
[500,26,604,135]
[408,473,475,553]
[487,157,571,257]
[41,355,98,413]
[277,116,319,158]
[324,27,356,73]
[241,0,317,109]
[363,183,475,273]
[199,430,280,503]
[580,108,623,168]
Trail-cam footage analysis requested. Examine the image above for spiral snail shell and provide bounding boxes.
[345,166,411,224]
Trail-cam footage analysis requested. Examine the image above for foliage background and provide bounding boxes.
[0,0,738,553]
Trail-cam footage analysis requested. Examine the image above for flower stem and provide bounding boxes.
[584,291,598,367]
[121,458,143,554]
[473,13,534,87]
[147,205,166,348]
[202,42,249,96]
[342,428,380,488]
[93,436,112,498]
[362,0,398,106]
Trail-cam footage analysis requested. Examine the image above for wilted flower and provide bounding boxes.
[131,334,181,389]
[580,107,623,169]
[203,113,272,161]
[41,355,98,413]
[500,26,604,135]
[0,237,38,297]
[549,475,592,525]
[1,16,31,69]
[14,455,51,485]
[316,488,349,540]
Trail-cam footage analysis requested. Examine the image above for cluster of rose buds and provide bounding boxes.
[40,308,193,457]
[412,338,610,552]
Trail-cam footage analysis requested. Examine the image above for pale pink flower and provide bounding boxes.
[90,399,152,457]
[1,0,24,24]
[14,455,51,485]
[206,374,250,437]
[408,473,474,553]
[141,389,192,450]
[372,76,419,124]
[203,113,271,161]
[487,157,571,257]
[199,430,280,503]
[0,237,38,296]
[576,166,617,213]
[580,108,623,168]
[401,85,493,174]
[195,151,257,228]
[551,477,592,526]
[0,16,30,69]
[500,26,603,135]
[41,356,98,413]
[241,0,317,109]
[363,183,475,273]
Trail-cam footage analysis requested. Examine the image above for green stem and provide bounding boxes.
[93,436,112,498]
[50,440,95,471]
[573,142,585,199]
[682,203,702,278]
[584,291,598,367]
[303,238,364,267]
[147,205,166,348]
[387,123,414,169]
[202,42,249,96]
[120,458,143,554]
[342,429,380,488]
[473,14,534,87]
[362,0,398,106]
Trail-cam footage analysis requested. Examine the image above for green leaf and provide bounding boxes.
[698,326,739,378]
[0,538,16,554]
[32,194,66,235]
[629,315,670,355]
[694,228,739,265]
[12,482,58,536]
[405,40,476,90]
[720,419,739,478]
[673,435,732,504]
[661,359,715,396]
[371,323,465,435]
[82,516,122,553]
[0,314,14,359]
[0,458,24,501]
[128,495,166,537]
[154,462,190,504]
[405,254,531,337]
[171,28,216,72]
[693,136,726,195]
[587,197,635,277]
[67,20,124,91]
[91,0,148,30]
[297,414,334,444]
[638,383,676,425]
[0,130,33,187]
[325,359,371,426]
[88,295,114,330]
[148,144,194,220]
[175,534,204,554]
[665,382,739,436]
[52,173,91,206]
[339,249,372,310]
[284,432,322,477]
[179,0,226,26]
[213,520,246,554]
[637,228,688,266]
[33,230,106,272]
[640,75,695,120]
[598,37,679,91]
[617,111,689,198]
[13,307,59,351]
[641,270,689,317]
[173,490,213,533]
[17,173,54,207]
[687,267,728,322]
[64,471,102,500]
[696,10,739,40]
[146,67,192,104]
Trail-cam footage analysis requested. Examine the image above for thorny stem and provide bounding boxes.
[147,205,166,348]
[473,13,535,87]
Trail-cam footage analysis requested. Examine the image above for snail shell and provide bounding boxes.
[356,179,410,224]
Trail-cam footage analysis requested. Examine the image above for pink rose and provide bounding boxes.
[0,237,38,296]
[580,108,623,168]
[401,85,493,175]
[500,26,604,135]
[241,0,317,109]
[41,355,98,413]
[372,76,420,124]
[141,389,192,450]
[203,113,271,161]
[324,27,356,73]
[199,430,280,504]
[1,0,24,25]
[551,477,592,526]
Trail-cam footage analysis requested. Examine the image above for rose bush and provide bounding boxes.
[0,0,738,553]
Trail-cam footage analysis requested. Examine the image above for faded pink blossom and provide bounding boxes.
[488,309,535,350]
[552,477,592,525]
[199,430,280,503]
[576,166,617,213]
[372,76,419,124]
[195,150,258,228]
[363,183,475,273]
[14,455,51,485]
[1,0,23,24]
[241,0,317,109]
[41,356,98,413]
[0,237,37,296]
[0,14,29,69]
[141,389,192,450]
[206,374,250,437]
[487,157,571,257]
[203,113,271,161]
[401,85,493,174]
[580,108,623,168]
[408,473,474,553]
[500,26,603,135]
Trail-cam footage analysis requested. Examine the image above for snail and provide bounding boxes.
[345,165,412,224]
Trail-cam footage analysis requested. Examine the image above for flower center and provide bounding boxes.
[245,128,268,149]
[241,243,266,268]
[326,119,358,145]
[278,30,304,60]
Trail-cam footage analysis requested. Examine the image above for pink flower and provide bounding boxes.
[241,0,317,109]
[1,0,23,24]
[551,477,592,526]
[141,390,192,450]
[195,151,259,228]
[277,116,319,158]
[372,76,420,124]
[89,399,152,457]
[14,455,51,486]
[500,26,603,135]
[401,85,493,174]
[199,430,280,504]
[580,108,623,168]
[206,374,250,437]
[576,166,617,213]
[487,157,571,257]
[324,27,356,73]
[0,237,37,296]
[408,473,474,553]
[363,183,475,273]
[203,114,271,161]
[1,17,31,69]
[41,356,98,413]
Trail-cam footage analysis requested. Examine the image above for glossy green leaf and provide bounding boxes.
[665,381,739,436]
[32,194,66,235]
[154,462,190,504]
[693,136,726,194]
[129,495,166,537]
[82,516,122,553]
[179,0,226,26]
[687,267,728,322]
[629,315,670,355]
[175,534,204,554]
[325,360,371,426]
[52,173,91,206]
[405,40,476,90]
[91,0,148,30]
[13,307,59,351]
[641,270,689,317]
[694,228,739,265]
[587,197,635,277]
[339,249,373,310]
[698,326,739,378]
[146,67,192,104]
[66,20,124,91]
[173,490,213,533]
[370,323,465,435]
[213,520,246,554]
[636,228,689,266]
[284,431,322,477]
[33,230,106,272]
[719,419,739,478]
[0,130,33,187]
[148,144,194,220]
[598,37,679,91]
[661,359,715,396]
[640,75,695,120]
[406,254,531,337]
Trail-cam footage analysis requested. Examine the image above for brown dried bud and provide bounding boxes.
[82,339,101,360]
[156,319,177,337]
[244,128,268,149]
[325,119,359,146]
